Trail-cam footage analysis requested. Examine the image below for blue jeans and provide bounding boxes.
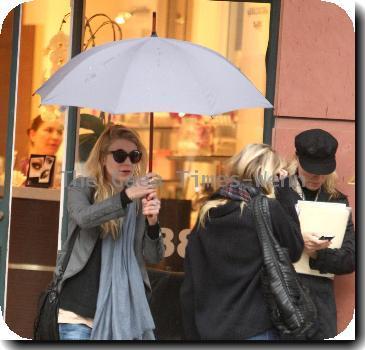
[246,329,280,340]
[58,323,92,340]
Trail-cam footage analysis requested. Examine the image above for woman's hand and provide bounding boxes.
[125,172,160,200]
[142,191,161,225]
[303,232,332,258]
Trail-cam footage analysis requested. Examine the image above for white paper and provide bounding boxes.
[293,200,351,279]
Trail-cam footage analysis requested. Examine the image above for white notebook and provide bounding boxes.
[293,200,351,279]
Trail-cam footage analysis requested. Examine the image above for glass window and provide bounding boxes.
[0,12,14,198]
[77,0,271,271]
[12,0,71,192]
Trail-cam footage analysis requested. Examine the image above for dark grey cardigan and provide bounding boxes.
[54,177,165,294]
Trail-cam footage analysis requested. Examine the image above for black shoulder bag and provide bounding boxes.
[251,195,317,339]
[33,227,80,340]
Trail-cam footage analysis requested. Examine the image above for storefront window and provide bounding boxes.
[76,0,271,271]
[0,12,14,198]
[12,0,71,190]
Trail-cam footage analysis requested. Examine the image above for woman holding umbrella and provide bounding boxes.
[180,144,304,340]
[55,124,165,340]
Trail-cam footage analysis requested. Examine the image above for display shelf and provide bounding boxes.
[11,186,60,201]
[123,125,180,130]
[167,155,231,162]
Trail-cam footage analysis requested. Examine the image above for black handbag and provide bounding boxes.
[251,195,317,339]
[33,227,80,340]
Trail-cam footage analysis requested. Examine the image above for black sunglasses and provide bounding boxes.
[108,149,142,164]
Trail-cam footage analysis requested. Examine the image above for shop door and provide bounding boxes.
[0,7,21,311]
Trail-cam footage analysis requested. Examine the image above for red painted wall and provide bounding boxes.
[272,0,355,336]
[274,0,355,120]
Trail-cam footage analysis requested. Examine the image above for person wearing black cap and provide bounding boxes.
[275,128,355,340]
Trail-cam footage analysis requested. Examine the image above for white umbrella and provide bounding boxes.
[36,13,272,170]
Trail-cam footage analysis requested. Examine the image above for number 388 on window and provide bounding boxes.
[160,227,191,258]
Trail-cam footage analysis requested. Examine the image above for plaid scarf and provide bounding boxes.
[218,181,261,204]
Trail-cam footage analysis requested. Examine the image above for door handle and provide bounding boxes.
[0,211,4,221]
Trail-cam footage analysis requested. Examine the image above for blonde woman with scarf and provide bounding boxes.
[180,144,304,340]
[55,124,165,340]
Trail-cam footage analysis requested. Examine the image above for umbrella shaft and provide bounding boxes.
[149,112,154,172]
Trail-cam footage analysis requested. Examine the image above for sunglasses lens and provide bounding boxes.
[129,150,142,164]
[112,150,128,163]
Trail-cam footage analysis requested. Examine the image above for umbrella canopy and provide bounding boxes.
[36,14,272,173]
[36,36,272,115]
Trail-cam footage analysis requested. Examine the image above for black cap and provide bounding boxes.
[295,129,338,175]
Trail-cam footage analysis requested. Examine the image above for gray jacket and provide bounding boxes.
[54,176,165,295]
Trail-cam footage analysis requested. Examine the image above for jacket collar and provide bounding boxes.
[207,200,241,218]
[293,174,330,201]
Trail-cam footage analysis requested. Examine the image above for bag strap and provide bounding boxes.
[55,226,80,284]
[61,227,80,274]
[251,194,288,265]
[251,195,274,243]
[57,185,96,282]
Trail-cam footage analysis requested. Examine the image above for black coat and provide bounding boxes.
[275,177,355,339]
[180,196,304,340]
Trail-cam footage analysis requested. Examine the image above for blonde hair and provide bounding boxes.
[198,144,283,227]
[84,124,147,239]
[287,157,341,199]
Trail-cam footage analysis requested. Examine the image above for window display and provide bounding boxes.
[15,108,64,187]
[12,0,71,190]
[25,154,56,188]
